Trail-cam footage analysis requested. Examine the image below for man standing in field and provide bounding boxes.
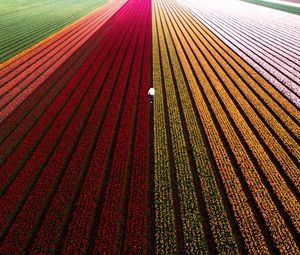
[148,87,155,104]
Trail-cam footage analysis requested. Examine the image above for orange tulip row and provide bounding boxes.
[173,0,300,234]
[155,0,266,253]
[173,4,300,232]
[154,0,299,254]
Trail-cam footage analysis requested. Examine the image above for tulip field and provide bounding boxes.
[0,0,299,254]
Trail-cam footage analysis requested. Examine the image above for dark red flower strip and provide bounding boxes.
[0,29,101,123]
[59,4,142,254]
[0,0,152,254]
[92,1,148,254]
[0,18,113,191]
[0,20,111,163]
[0,0,127,159]
[0,9,133,251]
[26,4,136,254]
[123,1,151,252]
[0,21,103,146]
[0,20,117,245]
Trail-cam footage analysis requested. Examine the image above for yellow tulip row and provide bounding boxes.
[154,0,210,253]
[155,0,240,254]
[158,0,299,254]
[172,3,300,230]
[153,4,177,254]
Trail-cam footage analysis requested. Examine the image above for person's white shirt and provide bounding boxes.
[148,87,155,95]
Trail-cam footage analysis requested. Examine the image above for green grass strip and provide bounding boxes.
[240,0,300,15]
[0,0,107,63]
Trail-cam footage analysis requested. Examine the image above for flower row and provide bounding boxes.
[93,5,149,252]
[159,0,241,254]
[170,0,299,252]
[122,3,152,252]
[179,0,300,107]
[154,0,212,253]
[29,13,133,253]
[152,3,177,253]
[0,1,144,253]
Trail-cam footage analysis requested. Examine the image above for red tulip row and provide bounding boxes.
[59,1,149,253]
[122,8,151,253]
[29,3,137,254]
[0,28,101,162]
[0,0,149,254]
[0,0,126,122]
[0,12,127,251]
[0,19,116,189]
[92,3,149,254]
[0,0,131,187]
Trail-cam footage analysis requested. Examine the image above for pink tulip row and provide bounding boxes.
[195,8,300,89]
[0,0,126,123]
[212,11,300,76]
[178,0,300,108]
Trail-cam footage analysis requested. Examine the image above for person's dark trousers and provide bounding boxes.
[149,95,154,103]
